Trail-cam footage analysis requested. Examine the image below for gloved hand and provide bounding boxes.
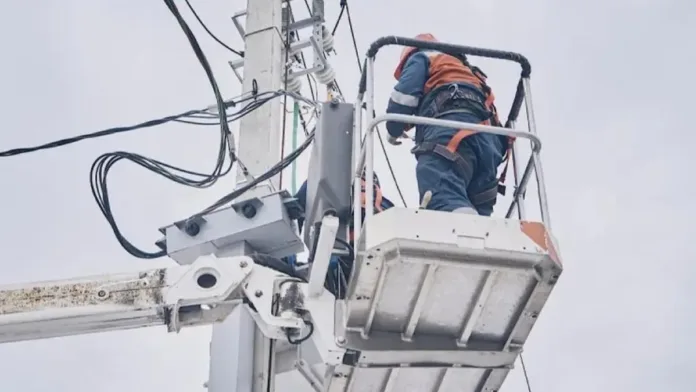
[387,135,403,146]
[387,133,409,146]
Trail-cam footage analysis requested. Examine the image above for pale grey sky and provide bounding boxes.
[1,0,694,391]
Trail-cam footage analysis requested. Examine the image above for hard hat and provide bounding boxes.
[393,33,438,79]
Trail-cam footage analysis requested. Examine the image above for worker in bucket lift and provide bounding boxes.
[385,33,512,216]
[285,170,394,296]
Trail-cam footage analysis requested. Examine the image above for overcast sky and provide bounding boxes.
[1,0,695,391]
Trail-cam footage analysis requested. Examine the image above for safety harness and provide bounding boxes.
[410,54,513,208]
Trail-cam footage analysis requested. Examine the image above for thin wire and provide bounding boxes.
[0,106,226,157]
[184,0,244,57]
[375,126,408,207]
[344,3,362,71]
[520,354,534,392]
[342,1,408,207]
[298,109,311,137]
[90,91,284,259]
[164,0,231,183]
[194,127,316,217]
[332,4,346,35]
[279,2,293,188]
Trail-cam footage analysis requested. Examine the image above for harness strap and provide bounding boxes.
[446,129,474,153]
[496,141,513,196]
[412,127,512,206]
[469,182,499,206]
[412,138,474,181]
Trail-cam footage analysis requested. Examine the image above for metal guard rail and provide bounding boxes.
[357,36,531,129]
[352,36,551,241]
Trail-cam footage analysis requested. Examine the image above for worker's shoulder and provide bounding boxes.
[406,49,457,67]
[405,50,433,65]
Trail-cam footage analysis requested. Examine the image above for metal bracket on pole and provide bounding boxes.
[228,0,334,87]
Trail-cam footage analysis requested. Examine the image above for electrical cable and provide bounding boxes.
[286,318,314,345]
[0,106,231,157]
[183,0,244,57]
[191,126,316,218]
[2,2,316,261]
[344,2,362,71]
[90,0,291,260]
[91,91,286,259]
[331,2,346,35]
[520,354,534,392]
[341,1,408,207]
[164,0,232,183]
[298,107,311,137]
[279,1,293,188]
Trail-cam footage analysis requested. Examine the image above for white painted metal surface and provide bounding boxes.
[0,255,255,343]
[330,208,562,391]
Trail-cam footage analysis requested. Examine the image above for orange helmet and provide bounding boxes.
[393,33,438,79]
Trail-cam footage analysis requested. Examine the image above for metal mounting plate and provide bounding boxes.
[158,190,304,265]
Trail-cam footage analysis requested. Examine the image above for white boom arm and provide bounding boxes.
[0,255,308,344]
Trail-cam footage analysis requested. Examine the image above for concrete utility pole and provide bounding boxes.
[208,0,285,391]
[234,0,285,189]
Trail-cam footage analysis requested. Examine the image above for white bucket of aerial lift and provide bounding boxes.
[331,39,563,392]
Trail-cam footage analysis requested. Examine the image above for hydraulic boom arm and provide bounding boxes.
[0,255,306,344]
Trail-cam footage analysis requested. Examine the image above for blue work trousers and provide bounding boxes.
[415,111,505,216]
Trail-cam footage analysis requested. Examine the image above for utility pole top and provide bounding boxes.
[235,0,285,189]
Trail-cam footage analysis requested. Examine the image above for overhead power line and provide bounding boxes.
[184,0,244,57]
[91,91,288,259]
[0,106,226,157]
[332,1,346,35]
[98,0,318,263]
[341,1,408,208]
[193,128,316,218]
